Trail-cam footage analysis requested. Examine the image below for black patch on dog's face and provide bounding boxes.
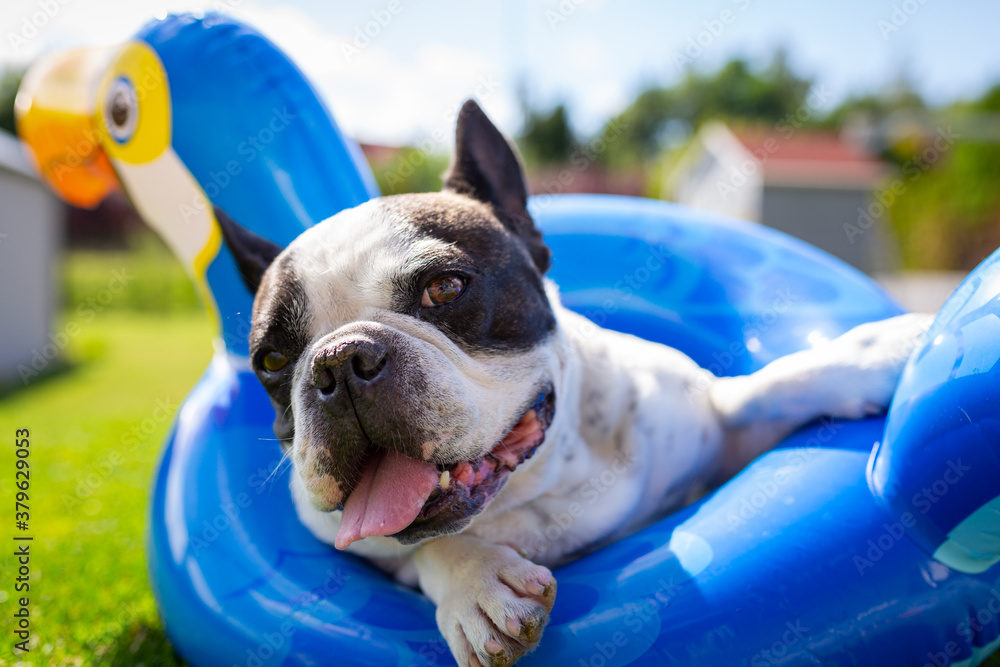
[384,192,555,353]
[249,252,310,444]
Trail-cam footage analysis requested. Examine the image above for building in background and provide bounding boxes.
[668,122,896,274]
[0,130,65,385]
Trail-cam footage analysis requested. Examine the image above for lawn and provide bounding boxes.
[1,241,211,666]
[0,308,212,666]
[1,244,998,666]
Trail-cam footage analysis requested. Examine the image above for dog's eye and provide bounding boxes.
[421,275,466,307]
[259,349,289,373]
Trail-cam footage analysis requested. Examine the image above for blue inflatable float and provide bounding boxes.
[16,13,1000,666]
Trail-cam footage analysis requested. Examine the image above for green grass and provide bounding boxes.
[60,234,202,315]
[0,308,212,666]
[2,244,999,666]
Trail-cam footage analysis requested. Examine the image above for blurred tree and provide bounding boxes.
[598,51,813,167]
[821,70,929,171]
[371,148,450,196]
[888,84,1000,269]
[518,103,577,166]
[0,68,24,136]
[602,87,673,165]
[821,69,926,131]
[689,51,812,123]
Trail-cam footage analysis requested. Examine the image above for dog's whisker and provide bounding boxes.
[263,447,294,490]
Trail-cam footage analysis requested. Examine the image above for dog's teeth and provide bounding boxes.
[439,470,450,490]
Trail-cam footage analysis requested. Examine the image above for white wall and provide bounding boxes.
[669,123,762,223]
[0,131,63,386]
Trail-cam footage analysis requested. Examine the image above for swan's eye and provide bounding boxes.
[105,77,138,143]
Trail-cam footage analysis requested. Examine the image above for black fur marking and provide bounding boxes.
[444,99,550,274]
[385,192,556,352]
[249,254,310,442]
[215,206,284,294]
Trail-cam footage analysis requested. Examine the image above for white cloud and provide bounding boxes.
[239,4,516,146]
[2,0,210,64]
[1,0,517,146]
[559,34,628,133]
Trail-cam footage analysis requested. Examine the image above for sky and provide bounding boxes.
[2,0,999,145]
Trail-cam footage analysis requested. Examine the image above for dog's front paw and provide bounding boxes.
[821,312,934,417]
[434,545,556,667]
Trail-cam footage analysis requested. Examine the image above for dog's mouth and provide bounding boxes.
[333,388,555,549]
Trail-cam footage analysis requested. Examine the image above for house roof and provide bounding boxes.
[358,142,404,166]
[729,126,887,188]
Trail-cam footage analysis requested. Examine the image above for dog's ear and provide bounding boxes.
[214,206,284,294]
[444,99,550,273]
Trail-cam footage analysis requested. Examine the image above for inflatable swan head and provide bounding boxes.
[16,12,377,356]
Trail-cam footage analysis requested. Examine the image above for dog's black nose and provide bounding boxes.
[312,337,389,399]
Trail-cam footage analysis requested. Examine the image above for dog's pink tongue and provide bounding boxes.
[335,450,438,550]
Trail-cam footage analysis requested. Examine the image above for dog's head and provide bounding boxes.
[219,100,559,548]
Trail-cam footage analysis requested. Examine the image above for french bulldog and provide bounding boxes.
[217,99,931,667]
